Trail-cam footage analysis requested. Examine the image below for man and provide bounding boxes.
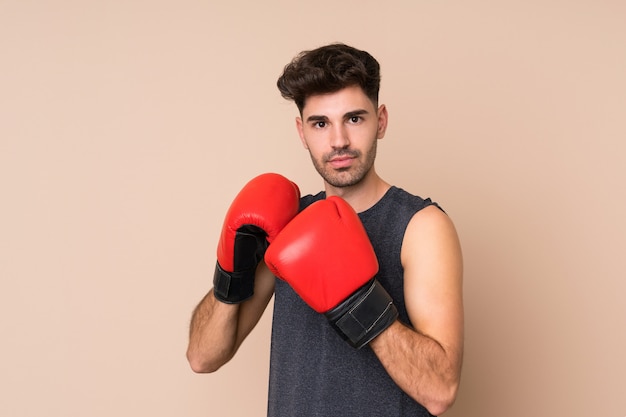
[187,43,464,417]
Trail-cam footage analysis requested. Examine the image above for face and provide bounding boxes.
[296,85,388,188]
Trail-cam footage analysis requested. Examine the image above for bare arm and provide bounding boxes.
[186,262,276,373]
[369,205,464,416]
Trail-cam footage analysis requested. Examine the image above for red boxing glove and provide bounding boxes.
[264,196,398,348]
[213,173,300,303]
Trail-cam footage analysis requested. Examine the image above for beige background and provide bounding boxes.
[1,1,625,416]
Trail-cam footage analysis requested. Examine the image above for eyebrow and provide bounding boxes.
[344,109,369,119]
[305,114,329,123]
[305,109,370,123]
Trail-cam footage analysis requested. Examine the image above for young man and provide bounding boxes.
[187,43,464,417]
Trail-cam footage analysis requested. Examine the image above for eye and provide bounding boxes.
[314,121,327,129]
[349,116,362,124]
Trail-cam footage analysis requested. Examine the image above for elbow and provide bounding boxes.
[186,347,231,374]
[425,398,454,416]
[423,381,459,416]
[187,357,217,374]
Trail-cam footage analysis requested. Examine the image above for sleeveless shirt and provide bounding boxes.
[267,186,439,417]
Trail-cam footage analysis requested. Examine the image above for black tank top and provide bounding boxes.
[267,186,438,417]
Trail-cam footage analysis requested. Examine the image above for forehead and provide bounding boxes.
[302,85,376,117]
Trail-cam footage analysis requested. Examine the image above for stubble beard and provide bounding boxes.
[311,140,378,188]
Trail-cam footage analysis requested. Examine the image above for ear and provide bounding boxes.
[376,104,389,139]
[295,117,309,149]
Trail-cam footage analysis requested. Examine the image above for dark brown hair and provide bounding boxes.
[277,43,381,113]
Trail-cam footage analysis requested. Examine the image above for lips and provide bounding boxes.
[328,155,355,169]
[327,150,358,169]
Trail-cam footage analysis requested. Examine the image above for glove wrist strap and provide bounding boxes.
[326,279,399,349]
[213,262,255,304]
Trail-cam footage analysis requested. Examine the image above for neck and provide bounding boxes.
[324,170,390,213]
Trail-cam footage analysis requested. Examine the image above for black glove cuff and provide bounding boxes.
[212,262,255,304]
[325,279,399,349]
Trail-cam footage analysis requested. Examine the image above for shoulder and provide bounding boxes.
[402,204,461,266]
[363,186,439,226]
[408,203,454,232]
[386,186,438,211]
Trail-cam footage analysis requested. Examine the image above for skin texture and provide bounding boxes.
[187,263,275,373]
[187,85,464,416]
[296,85,388,212]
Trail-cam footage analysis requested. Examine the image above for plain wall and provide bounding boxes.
[1,1,625,416]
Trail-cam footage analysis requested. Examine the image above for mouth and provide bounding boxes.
[327,150,358,169]
[328,155,355,169]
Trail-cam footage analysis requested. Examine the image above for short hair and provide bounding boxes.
[277,43,381,113]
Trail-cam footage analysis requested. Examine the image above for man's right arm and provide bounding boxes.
[186,262,276,373]
[185,173,300,373]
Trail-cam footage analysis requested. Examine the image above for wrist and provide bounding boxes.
[325,279,398,349]
[212,262,255,304]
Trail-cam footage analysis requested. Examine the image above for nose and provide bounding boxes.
[330,123,350,149]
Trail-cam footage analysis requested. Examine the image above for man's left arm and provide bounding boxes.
[369,205,464,416]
